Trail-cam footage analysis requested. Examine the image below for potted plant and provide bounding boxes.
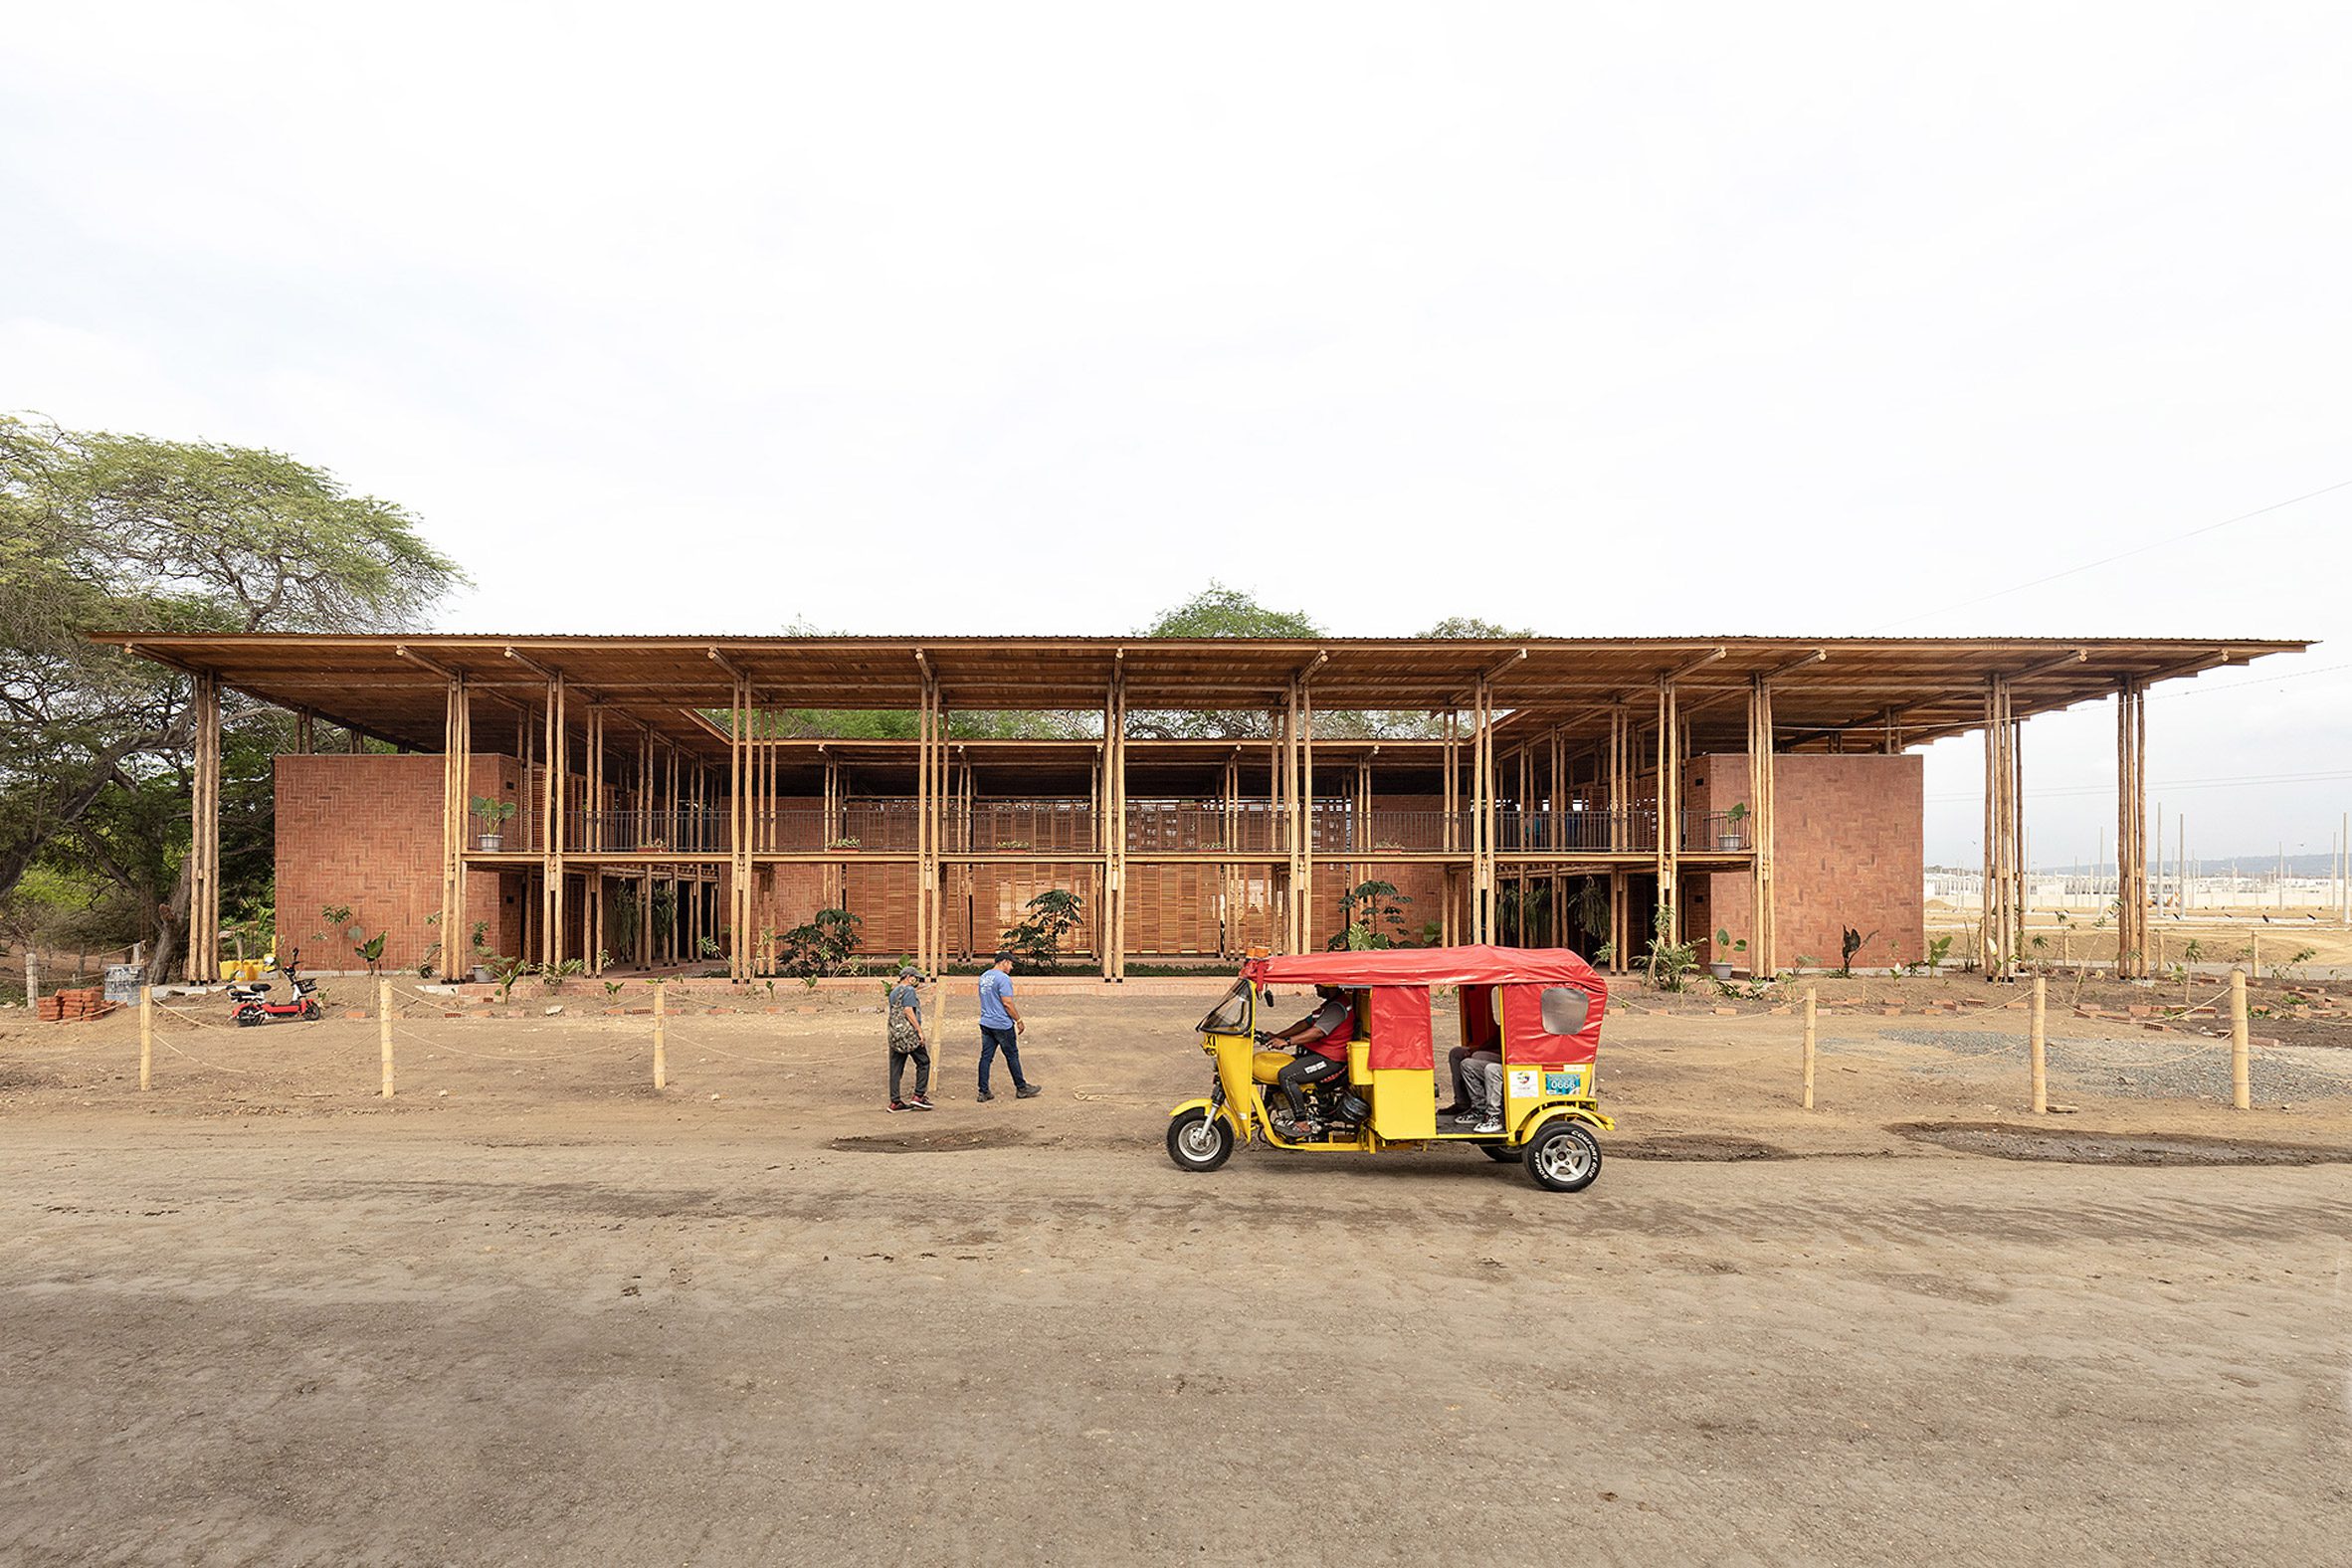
[469,920,493,983]
[1717,802,1750,851]
[828,836,862,852]
[1711,927,1748,981]
[474,795,517,851]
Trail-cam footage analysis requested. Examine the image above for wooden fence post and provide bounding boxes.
[139,985,152,1091]
[379,978,394,1098]
[2030,974,2047,1114]
[1801,986,1816,1110]
[654,981,668,1090]
[2249,930,2259,982]
[2230,968,2250,1111]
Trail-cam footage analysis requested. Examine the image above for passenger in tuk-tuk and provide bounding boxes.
[1267,984,1355,1131]
[1445,987,1504,1134]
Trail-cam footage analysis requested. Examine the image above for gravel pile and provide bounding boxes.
[1845,1027,2352,1102]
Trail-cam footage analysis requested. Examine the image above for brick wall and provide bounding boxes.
[1691,752,1922,968]
[275,754,520,972]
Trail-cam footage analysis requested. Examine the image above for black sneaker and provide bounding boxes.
[1015,1082,1043,1099]
[976,1090,995,1102]
[886,1100,908,1113]
[908,1095,936,1111]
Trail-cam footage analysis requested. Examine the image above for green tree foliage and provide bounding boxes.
[1422,615,1533,638]
[1140,581,1320,640]
[777,907,863,978]
[1002,887,1084,970]
[1329,880,1413,949]
[0,415,461,977]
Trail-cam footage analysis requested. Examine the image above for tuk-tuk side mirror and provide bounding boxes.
[1540,986,1593,1036]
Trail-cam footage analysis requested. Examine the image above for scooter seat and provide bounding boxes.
[1251,1050,1292,1085]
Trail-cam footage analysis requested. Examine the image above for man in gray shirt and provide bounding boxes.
[886,963,935,1111]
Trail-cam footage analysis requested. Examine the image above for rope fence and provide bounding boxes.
[5,975,2322,1119]
[1800,966,2298,1113]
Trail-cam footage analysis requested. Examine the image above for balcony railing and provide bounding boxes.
[463,798,1756,857]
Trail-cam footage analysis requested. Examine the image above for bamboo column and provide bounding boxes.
[539,675,568,969]
[439,674,471,984]
[729,676,750,981]
[1655,677,1680,947]
[582,706,600,975]
[1098,698,1115,978]
[1442,710,1458,946]
[1979,675,2025,980]
[186,670,222,983]
[1746,676,1777,978]
[914,685,926,977]
[1112,672,1129,978]
[2116,680,2149,978]
[1300,682,1316,952]
[1470,683,1486,944]
[1223,755,1241,957]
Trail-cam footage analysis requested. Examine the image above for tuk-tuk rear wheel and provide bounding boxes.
[1166,1108,1235,1172]
[1524,1121,1602,1193]
[1479,1144,1517,1163]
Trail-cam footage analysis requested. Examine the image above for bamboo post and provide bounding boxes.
[1801,986,1816,1109]
[2030,975,2047,1113]
[379,977,394,1097]
[2249,929,2259,981]
[138,984,153,1091]
[654,980,668,1090]
[2230,968,2250,1110]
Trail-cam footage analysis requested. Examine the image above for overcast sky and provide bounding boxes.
[5,2,2347,865]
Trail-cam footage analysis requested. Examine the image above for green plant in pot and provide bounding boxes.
[1710,926,1748,980]
[474,794,517,851]
[1718,801,1750,851]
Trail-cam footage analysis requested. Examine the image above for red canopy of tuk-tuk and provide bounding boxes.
[1245,945,1607,1072]
[1242,944,1603,990]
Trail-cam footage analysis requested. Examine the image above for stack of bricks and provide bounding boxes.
[36,987,115,1024]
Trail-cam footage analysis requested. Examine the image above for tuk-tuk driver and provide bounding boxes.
[1268,984,1355,1130]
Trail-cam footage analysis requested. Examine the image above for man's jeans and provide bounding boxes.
[978,1025,1025,1094]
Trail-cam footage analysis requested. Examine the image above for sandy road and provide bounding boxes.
[4,1112,2349,1567]
[4,989,2351,1564]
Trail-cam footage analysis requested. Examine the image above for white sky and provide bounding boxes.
[4,2,2347,865]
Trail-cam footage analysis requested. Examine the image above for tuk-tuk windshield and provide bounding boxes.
[1196,979,1254,1034]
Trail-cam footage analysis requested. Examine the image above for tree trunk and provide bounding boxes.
[145,856,193,985]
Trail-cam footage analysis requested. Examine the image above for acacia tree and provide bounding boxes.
[0,415,461,978]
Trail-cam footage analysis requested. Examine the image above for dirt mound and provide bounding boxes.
[1613,1134,1788,1162]
[1892,1120,2352,1166]
[830,1126,1039,1154]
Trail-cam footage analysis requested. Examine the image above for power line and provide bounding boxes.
[1927,766,2352,803]
[2148,659,2352,701]
[1869,477,2352,632]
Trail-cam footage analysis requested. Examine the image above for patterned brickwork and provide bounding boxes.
[274,754,520,971]
[1689,752,1922,969]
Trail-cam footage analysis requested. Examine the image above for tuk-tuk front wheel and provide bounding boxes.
[1166,1108,1236,1172]
[1524,1121,1602,1193]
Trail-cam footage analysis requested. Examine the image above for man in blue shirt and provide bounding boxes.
[976,950,1041,1102]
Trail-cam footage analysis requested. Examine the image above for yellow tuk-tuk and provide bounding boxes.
[1165,944,1613,1192]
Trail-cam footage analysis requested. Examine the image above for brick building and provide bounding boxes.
[103,634,2303,983]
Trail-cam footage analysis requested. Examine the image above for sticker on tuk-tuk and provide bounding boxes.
[1507,1068,1541,1100]
[1544,1068,1590,1097]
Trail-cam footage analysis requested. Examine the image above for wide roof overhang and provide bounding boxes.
[92,633,2312,758]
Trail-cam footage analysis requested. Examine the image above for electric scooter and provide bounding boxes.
[228,951,323,1027]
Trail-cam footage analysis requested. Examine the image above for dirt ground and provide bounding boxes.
[4,981,2350,1565]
